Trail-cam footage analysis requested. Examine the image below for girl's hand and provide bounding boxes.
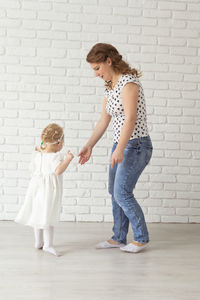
[78,145,92,165]
[110,149,123,168]
[65,150,74,161]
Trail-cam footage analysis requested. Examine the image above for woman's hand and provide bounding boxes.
[110,148,124,168]
[78,145,92,165]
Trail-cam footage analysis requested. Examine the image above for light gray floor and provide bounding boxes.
[0,221,200,300]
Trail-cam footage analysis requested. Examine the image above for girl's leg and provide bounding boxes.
[43,226,61,256]
[34,228,43,249]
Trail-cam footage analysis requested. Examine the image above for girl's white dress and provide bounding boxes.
[15,150,64,229]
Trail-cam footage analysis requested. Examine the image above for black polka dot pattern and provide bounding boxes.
[105,74,149,143]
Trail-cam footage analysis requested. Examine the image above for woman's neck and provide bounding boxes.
[111,73,122,89]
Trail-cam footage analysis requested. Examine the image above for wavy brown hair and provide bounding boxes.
[86,43,141,78]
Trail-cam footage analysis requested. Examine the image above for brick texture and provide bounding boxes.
[0,0,200,223]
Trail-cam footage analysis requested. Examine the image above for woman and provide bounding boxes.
[78,43,153,253]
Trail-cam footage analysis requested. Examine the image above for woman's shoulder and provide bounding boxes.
[121,73,138,82]
[120,74,141,88]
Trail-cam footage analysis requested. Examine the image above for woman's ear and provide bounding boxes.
[106,57,112,66]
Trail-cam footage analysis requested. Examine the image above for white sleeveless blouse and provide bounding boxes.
[105,74,149,143]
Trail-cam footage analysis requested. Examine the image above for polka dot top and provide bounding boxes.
[104,74,149,143]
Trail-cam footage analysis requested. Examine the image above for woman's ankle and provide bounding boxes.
[132,241,148,246]
[107,239,121,245]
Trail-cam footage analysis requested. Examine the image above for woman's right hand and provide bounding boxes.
[78,145,92,165]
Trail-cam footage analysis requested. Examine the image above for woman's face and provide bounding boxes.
[90,58,113,82]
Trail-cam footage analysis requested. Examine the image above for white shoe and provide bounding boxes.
[96,240,125,249]
[43,246,61,257]
[120,242,149,253]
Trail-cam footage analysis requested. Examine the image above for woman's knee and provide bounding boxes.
[114,184,131,206]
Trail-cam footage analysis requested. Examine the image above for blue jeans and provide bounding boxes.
[108,136,153,244]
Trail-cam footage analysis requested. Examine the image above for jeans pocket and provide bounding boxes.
[145,147,152,164]
[125,140,140,151]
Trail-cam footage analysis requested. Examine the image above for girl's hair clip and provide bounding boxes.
[42,133,64,146]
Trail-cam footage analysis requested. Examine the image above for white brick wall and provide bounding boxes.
[0,0,200,223]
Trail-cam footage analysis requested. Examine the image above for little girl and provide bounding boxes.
[15,123,74,256]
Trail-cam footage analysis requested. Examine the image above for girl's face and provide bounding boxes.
[57,136,64,151]
[90,58,114,82]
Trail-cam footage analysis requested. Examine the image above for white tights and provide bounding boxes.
[34,226,61,256]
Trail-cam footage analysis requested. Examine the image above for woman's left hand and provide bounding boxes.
[110,149,124,168]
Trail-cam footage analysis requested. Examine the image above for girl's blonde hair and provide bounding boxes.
[39,123,63,150]
[86,43,141,78]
